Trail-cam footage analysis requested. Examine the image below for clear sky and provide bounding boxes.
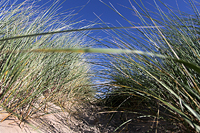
[14,0,196,27]
[64,0,193,26]
[7,0,199,84]
[9,0,198,41]
[61,0,194,25]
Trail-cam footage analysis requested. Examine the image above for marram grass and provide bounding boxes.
[0,0,200,132]
[0,0,95,121]
[96,0,200,132]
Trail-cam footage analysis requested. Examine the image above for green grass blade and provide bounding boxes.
[0,26,162,41]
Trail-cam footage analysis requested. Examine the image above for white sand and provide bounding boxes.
[0,103,103,133]
[0,106,74,133]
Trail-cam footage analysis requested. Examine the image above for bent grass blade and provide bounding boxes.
[0,26,163,41]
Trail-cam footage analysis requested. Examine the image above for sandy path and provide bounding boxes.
[0,103,180,133]
[0,104,74,133]
[0,103,103,133]
[0,108,38,133]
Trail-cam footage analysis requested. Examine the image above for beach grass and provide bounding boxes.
[0,0,95,122]
[0,0,200,132]
[97,0,200,132]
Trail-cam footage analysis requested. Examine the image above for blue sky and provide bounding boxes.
[17,0,196,27]
[34,0,196,42]
[8,0,199,85]
[9,0,197,48]
[68,0,193,25]
[61,0,194,23]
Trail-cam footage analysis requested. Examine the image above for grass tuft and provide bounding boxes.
[0,0,95,122]
[98,0,200,132]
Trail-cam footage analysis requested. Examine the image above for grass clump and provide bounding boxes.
[0,0,95,122]
[98,0,200,132]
